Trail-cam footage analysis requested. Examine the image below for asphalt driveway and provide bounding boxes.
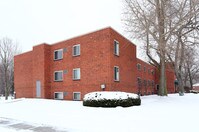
[0,118,67,132]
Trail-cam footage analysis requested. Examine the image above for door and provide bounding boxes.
[36,81,41,98]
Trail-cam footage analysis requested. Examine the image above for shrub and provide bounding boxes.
[83,91,141,107]
[190,90,199,94]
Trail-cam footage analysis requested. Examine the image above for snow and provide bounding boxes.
[193,83,199,86]
[0,96,15,100]
[0,93,199,132]
[83,91,139,100]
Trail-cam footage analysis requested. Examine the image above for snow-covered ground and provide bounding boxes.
[0,93,199,132]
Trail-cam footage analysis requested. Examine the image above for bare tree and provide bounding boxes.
[183,47,199,89]
[123,0,199,96]
[0,63,4,95]
[0,38,19,100]
[167,0,199,95]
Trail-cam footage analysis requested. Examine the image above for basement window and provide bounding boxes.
[73,92,81,100]
[54,92,64,100]
[54,49,63,60]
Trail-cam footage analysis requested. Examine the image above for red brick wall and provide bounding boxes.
[14,27,176,100]
[44,45,51,98]
[50,28,112,100]
[193,86,199,90]
[32,44,51,98]
[166,64,175,93]
[109,29,137,93]
[14,51,33,98]
[136,59,156,95]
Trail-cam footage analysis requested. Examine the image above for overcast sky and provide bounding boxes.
[0,0,145,58]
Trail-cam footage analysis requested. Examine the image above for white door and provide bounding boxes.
[36,81,41,98]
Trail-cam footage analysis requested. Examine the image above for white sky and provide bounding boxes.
[0,0,145,58]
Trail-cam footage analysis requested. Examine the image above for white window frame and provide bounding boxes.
[114,40,119,56]
[73,68,81,80]
[73,92,81,100]
[54,92,64,100]
[73,44,80,56]
[54,49,63,60]
[114,66,119,81]
[54,70,63,81]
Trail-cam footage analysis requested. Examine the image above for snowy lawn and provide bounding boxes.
[0,93,199,132]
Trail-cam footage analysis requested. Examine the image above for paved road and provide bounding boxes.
[0,118,67,132]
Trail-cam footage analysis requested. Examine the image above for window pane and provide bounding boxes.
[114,67,117,80]
[77,69,80,79]
[55,72,58,80]
[76,46,80,55]
[116,43,119,55]
[74,46,77,55]
[114,42,117,54]
[73,70,75,79]
[54,51,58,59]
[58,51,62,59]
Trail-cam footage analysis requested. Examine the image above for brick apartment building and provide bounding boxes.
[14,27,175,100]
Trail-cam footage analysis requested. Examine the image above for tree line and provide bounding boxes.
[123,0,199,96]
[0,37,20,100]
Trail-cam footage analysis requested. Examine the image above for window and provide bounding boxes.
[114,66,119,81]
[54,92,64,100]
[151,70,155,75]
[54,49,63,60]
[148,69,151,74]
[114,40,119,56]
[73,92,81,100]
[137,77,142,87]
[143,79,147,87]
[137,77,142,95]
[144,66,146,72]
[73,68,81,80]
[152,81,155,88]
[137,63,141,71]
[148,80,151,86]
[73,44,80,56]
[54,71,63,81]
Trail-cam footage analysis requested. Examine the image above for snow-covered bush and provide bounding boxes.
[190,90,199,94]
[83,91,141,107]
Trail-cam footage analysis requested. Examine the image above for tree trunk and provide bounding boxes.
[159,53,167,96]
[156,0,167,96]
[177,73,184,96]
[188,66,193,90]
[177,41,185,96]
[4,69,9,100]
